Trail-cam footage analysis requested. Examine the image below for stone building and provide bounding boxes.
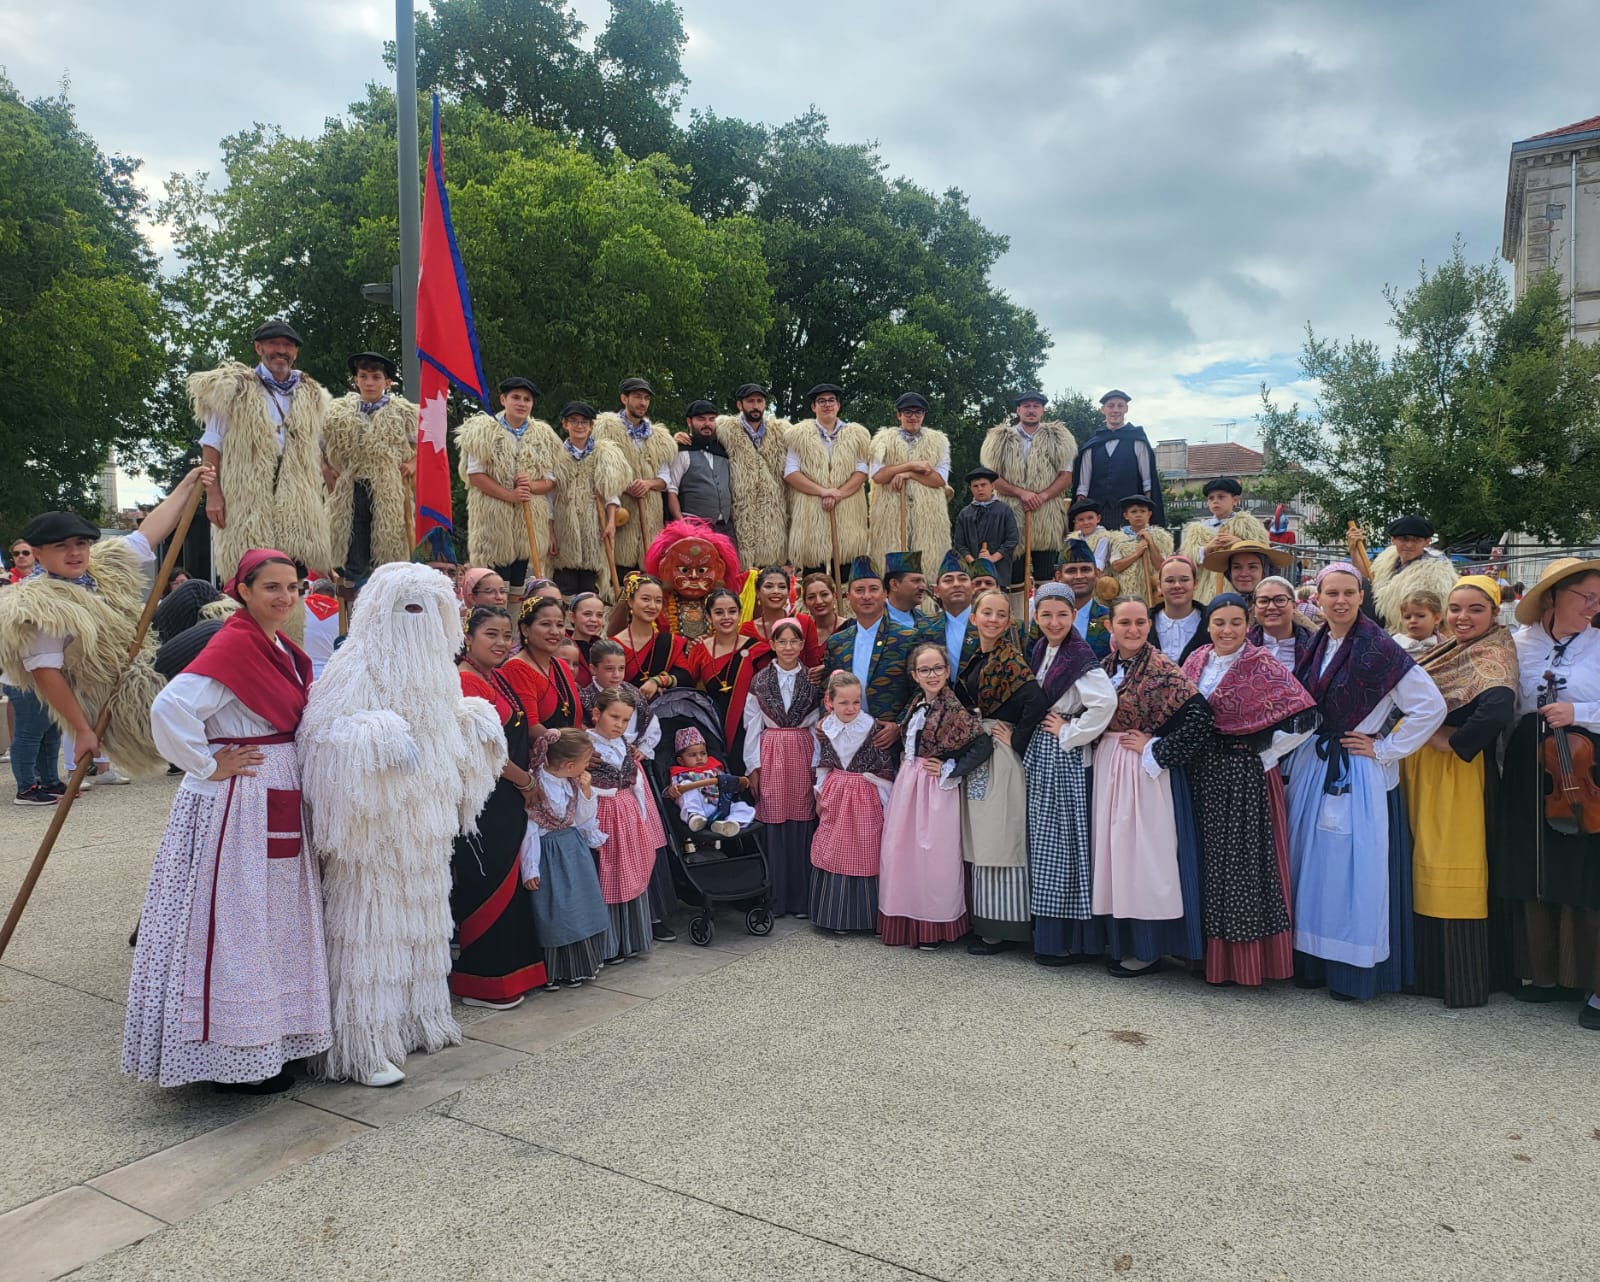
[1502,114,1600,344]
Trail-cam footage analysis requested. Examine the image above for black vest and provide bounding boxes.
[676,448,734,524]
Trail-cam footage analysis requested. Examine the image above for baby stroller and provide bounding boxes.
[645,688,774,946]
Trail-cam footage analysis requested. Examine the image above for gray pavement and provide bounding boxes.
[2,774,1596,1281]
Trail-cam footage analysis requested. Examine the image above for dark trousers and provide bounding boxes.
[553,568,599,597]
[491,559,530,592]
[1009,549,1057,586]
[339,480,376,580]
[4,684,62,792]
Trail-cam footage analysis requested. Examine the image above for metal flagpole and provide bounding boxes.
[396,0,422,396]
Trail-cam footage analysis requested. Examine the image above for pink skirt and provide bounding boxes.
[595,792,657,905]
[812,771,884,877]
[878,756,967,930]
[755,726,817,824]
[1091,736,1183,921]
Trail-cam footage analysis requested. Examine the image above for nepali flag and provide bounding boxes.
[415,94,488,546]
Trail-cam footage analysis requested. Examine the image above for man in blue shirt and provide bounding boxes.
[822,557,917,748]
[920,550,980,670]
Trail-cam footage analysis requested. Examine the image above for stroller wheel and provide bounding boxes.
[689,915,715,947]
[746,908,774,937]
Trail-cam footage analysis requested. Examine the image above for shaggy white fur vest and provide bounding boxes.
[868,426,954,567]
[979,419,1076,553]
[324,394,418,570]
[714,415,791,568]
[594,414,677,568]
[1109,524,1175,602]
[188,362,333,579]
[551,439,632,602]
[1178,511,1271,604]
[0,538,165,774]
[455,413,560,568]
[786,419,871,568]
[1370,546,1460,632]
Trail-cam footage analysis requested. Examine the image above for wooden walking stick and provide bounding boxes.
[596,496,621,596]
[0,490,203,959]
[520,498,545,588]
[1345,520,1374,580]
[898,485,909,555]
[1022,508,1034,623]
[829,508,842,596]
[1143,531,1165,608]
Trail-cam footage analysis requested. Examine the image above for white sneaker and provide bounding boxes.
[357,1059,405,1088]
[97,765,131,785]
[462,995,524,1011]
[710,819,740,837]
[687,814,707,832]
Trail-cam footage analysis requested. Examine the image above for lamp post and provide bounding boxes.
[395,0,421,394]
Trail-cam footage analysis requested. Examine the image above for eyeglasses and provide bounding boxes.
[1255,595,1292,607]
[1559,587,1600,608]
[813,397,839,406]
[912,665,948,676]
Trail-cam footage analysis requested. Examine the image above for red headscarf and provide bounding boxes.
[185,563,313,733]
[223,548,296,602]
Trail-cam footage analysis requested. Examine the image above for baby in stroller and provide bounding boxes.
[666,726,755,838]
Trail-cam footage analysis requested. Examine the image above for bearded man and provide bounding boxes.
[299,563,508,1087]
[595,377,676,573]
[190,318,333,581]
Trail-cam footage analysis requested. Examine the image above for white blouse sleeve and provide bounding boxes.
[742,695,766,773]
[1372,666,1449,765]
[1059,668,1118,751]
[1260,725,1316,770]
[575,790,606,847]
[636,714,661,758]
[149,673,235,780]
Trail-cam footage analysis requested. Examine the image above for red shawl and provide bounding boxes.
[1183,642,1316,736]
[182,608,312,734]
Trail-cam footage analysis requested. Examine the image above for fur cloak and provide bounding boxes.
[786,418,872,568]
[323,394,418,571]
[455,412,560,569]
[1109,524,1175,602]
[978,419,1076,555]
[594,413,677,568]
[551,440,633,603]
[0,538,165,775]
[868,426,955,568]
[714,414,791,568]
[298,563,507,1082]
[1370,546,1460,632]
[1179,511,1271,604]
[188,362,333,579]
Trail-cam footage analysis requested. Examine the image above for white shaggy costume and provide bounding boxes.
[323,392,418,573]
[868,426,954,571]
[714,414,791,568]
[1369,546,1460,634]
[1178,511,1270,604]
[456,412,560,572]
[978,419,1077,556]
[189,361,333,580]
[595,412,678,568]
[298,564,508,1084]
[550,437,632,602]
[1109,524,1175,602]
[785,418,872,568]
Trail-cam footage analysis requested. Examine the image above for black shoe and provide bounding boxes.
[1580,1005,1600,1031]
[167,763,183,776]
[1107,958,1165,978]
[1513,984,1583,1004]
[13,785,55,807]
[967,938,1017,956]
[128,925,139,948]
[651,923,677,942]
[213,1069,295,1096]
[1330,990,1357,1002]
[1034,952,1087,967]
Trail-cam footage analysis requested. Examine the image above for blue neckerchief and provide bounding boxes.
[256,363,301,396]
[498,413,528,439]
[741,416,767,448]
[34,564,97,590]
[565,438,595,461]
[358,396,391,415]
[622,411,653,442]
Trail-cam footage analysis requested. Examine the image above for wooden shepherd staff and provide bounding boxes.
[829,509,842,597]
[1143,529,1165,608]
[1022,508,1034,620]
[0,490,203,959]
[596,496,621,596]
[1346,520,1374,580]
[520,498,546,590]
[898,485,909,556]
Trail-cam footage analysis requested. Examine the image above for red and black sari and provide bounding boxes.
[686,635,766,765]
[449,668,546,1001]
[617,627,693,689]
[500,653,582,730]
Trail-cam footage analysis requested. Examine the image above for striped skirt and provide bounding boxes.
[605,893,653,961]
[969,865,1032,943]
[809,869,879,932]
[545,933,607,987]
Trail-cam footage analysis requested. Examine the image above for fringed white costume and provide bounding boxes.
[1369,547,1460,633]
[323,393,418,572]
[868,426,954,569]
[455,412,560,570]
[595,412,677,567]
[979,419,1076,554]
[786,418,872,568]
[298,564,508,1083]
[550,438,632,602]
[714,414,791,568]
[1109,525,1175,602]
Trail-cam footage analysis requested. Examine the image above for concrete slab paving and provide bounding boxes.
[0,1184,164,1282]
[68,1111,927,1282]
[589,939,746,999]
[461,981,647,1055]
[293,1037,527,1127]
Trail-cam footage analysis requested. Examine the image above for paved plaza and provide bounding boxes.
[2,774,1595,1281]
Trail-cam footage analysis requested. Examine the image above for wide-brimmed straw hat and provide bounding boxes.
[1515,557,1600,625]
[1200,538,1292,574]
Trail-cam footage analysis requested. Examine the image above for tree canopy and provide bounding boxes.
[1257,242,1600,546]
[0,76,167,530]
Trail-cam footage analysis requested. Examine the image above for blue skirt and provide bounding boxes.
[528,828,610,949]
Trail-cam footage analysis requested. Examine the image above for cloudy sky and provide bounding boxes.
[6,0,1598,497]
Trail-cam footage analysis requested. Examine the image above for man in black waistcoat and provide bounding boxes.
[1070,389,1167,528]
[665,398,737,542]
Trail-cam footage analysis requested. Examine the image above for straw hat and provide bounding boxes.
[1200,538,1292,574]
[1514,557,1600,625]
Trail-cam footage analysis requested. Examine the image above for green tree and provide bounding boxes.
[1258,244,1600,545]
[0,77,167,531]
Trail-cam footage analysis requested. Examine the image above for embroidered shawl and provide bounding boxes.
[1418,623,1519,712]
[966,639,1035,716]
[1104,643,1198,733]
[1030,629,1100,704]
[1183,642,1316,736]
[1295,613,1414,736]
[750,662,822,726]
[909,684,986,758]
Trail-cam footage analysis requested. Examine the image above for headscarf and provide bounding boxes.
[459,566,495,604]
[1417,577,1518,711]
[1315,561,1365,588]
[1033,581,1077,608]
[222,548,294,603]
[1454,574,1501,606]
[1160,553,1199,579]
[1205,592,1251,621]
[768,615,807,642]
[1104,643,1198,733]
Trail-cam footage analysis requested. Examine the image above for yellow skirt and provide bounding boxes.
[1401,747,1488,919]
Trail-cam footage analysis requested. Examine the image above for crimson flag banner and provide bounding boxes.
[415,95,488,545]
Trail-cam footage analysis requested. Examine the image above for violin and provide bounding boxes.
[1538,669,1600,835]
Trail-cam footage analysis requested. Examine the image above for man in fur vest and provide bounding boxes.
[979,389,1076,588]
[456,376,560,593]
[1070,389,1167,529]
[1364,514,1460,633]
[322,352,417,584]
[868,392,954,577]
[715,382,790,568]
[595,377,676,573]
[784,383,871,572]
[190,318,333,582]
[550,401,629,600]
[1178,476,1269,604]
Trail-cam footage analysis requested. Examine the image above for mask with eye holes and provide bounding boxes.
[333,561,466,690]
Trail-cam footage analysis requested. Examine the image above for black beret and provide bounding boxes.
[499,376,540,397]
[895,392,929,412]
[347,351,397,378]
[1010,388,1047,408]
[684,399,719,418]
[559,400,597,421]
[20,511,100,546]
[1067,498,1101,521]
[806,383,844,404]
[1119,494,1155,512]
[1099,389,1132,404]
[153,579,224,644]
[1386,514,1434,539]
[1203,476,1242,497]
[619,377,655,395]
[252,318,302,345]
[734,382,768,401]
[964,466,999,483]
